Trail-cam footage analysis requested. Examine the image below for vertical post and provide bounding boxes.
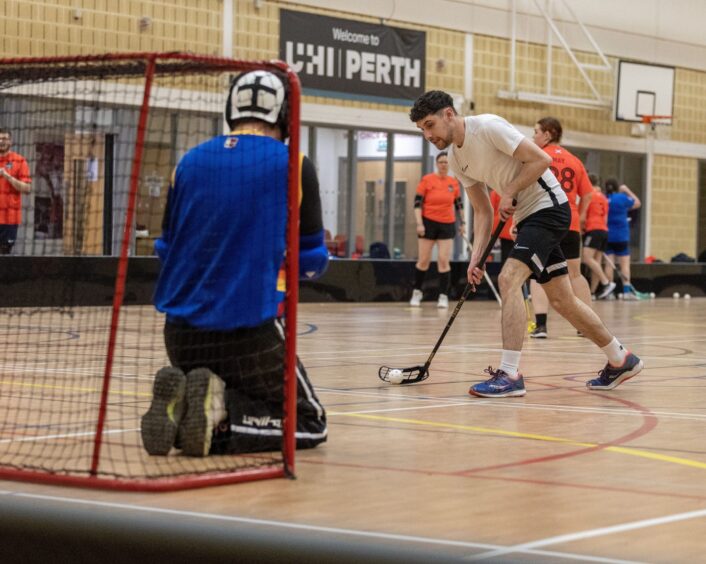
[91,55,157,476]
[222,0,233,58]
[385,132,395,250]
[283,68,301,477]
[346,129,357,255]
[510,0,517,92]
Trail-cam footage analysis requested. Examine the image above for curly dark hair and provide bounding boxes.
[409,90,456,122]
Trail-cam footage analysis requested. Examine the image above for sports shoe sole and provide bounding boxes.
[141,367,186,456]
[468,387,527,398]
[180,368,226,457]
[586,358,644,390]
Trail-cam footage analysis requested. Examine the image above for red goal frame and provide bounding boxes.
[0,52,302,491]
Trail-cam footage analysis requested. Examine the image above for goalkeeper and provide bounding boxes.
[141,70,329,457]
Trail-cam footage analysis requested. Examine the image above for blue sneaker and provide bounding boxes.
[586,352,643,390]
[469,367,526,398]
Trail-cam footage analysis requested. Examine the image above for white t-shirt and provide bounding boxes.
[448,114,567,224]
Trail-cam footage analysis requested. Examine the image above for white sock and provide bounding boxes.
[499,350,522,379]
[602,337,628,366]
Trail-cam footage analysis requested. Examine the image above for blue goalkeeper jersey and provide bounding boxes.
[154,134,288,330]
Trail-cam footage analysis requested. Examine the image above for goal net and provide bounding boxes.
[0,53,302,490]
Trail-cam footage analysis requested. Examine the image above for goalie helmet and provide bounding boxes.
[225,70,289,139]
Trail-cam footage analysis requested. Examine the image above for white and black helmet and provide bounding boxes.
[225,70,289,139]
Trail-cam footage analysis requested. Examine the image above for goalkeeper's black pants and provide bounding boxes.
[164,318,327,454]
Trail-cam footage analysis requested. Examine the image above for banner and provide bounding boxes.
[279,9,426,105]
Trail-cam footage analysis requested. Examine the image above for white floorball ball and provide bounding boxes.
[673,292,680,299]
[617,293,623,300]
[650,292,656,299]
[387,369,405,384]
[684,293,691,300]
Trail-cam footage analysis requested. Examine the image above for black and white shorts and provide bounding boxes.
[583,230,608,252]
[421,217,455,240]
[509,202,571,284]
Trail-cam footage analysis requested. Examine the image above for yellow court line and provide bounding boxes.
[0,379,151,398]
[333,412,706,470]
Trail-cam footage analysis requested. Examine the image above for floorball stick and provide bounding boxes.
[379,214,510,385]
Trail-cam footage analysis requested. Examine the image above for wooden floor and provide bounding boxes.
[2,296,706,562]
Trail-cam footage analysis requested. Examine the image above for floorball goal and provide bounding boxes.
[0,53,302,491]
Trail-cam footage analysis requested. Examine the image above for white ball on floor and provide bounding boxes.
[673,292,680,299]
[684,293,691,300]
[650,292,656,299]
[617,293,623,300]
[387,369,405,384]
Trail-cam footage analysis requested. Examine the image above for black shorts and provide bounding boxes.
[583,230,608,252]
[560,230,582,260]
[0,224,18,253]
[421,217,455,240]
[500,238,514,263]
[510,202,571,284]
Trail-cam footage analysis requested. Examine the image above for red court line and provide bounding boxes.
[454,381,658,475]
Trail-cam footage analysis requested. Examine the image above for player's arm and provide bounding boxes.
[504,138,552,200]
[620,184,641,210]
[577,167,593,229]
[465,182,493,285]
[154,168,176,261]
[0,161,31,194]
[299,155,328,280]
[414,177,425,236]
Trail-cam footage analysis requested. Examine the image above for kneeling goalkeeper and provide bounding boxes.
[141,70,329,457]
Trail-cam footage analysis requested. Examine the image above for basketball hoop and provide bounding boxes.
[635,114,673,140]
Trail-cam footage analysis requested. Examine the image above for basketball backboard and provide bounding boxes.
[614,60,674,124]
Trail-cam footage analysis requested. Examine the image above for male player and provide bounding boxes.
[0,128,32,254]
[142,70,329,456]
[409,91,643,397]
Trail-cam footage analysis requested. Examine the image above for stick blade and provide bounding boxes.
[378,365,429,384]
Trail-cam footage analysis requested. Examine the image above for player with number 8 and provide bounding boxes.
[528,117,595,338]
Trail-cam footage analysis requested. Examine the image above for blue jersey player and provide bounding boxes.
[141,70,329,457]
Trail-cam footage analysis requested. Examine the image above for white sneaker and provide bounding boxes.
[437,294,449,308]
[409,289,422,307]
[622,291,638,301]
[179,368,227,457]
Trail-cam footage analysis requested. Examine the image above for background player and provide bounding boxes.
[410,151,465,308]
[604,178,641,299]
[0,128,32,255]
[142,70,329,457]
[582,173,615,299]
[410,91,643,397]
[528,117,593,338]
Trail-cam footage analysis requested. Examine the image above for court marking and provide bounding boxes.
[0,490,641,564]
[332,413,706,470]
[469,506,706,561]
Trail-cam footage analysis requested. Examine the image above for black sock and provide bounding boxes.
[414,267,427,290]
[536,313,547,327]
[438,271,450,296]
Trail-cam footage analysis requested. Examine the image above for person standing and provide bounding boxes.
[410,151,465,308]
[142,70,329,456]
[604,178,641,299]
[528,117,593,338]
[0,128,32,254]
[409,90,643,397]
[582,173,615,299]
